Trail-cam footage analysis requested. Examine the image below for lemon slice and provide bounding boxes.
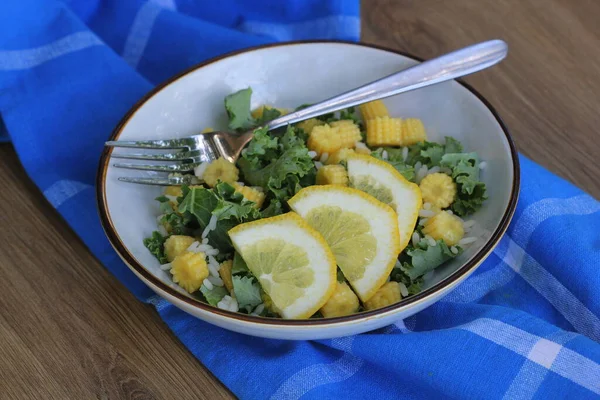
[228,212,336,319]
[347,154,422,251]
[288,186,400,302]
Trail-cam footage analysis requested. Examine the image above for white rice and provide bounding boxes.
[201,225,212,239]
[228,297,239,312]
[446,210,454,215]
[415,165,429,183]
[194,161,209,178]
[253,304,265,315]
[479,161,487,170]
[236,181,245,187]
[208,256,220,277]
[450,246,459,255]
[208,214,218,230]
[198,244,215,252]
[308,150,318,159]
[201,238,209,245]
[402,146,409,162]
[463,220,476,228]
[319,152,329,163]
[458,237,478,246]
[418,218,429,226]
[314,161,324,170]
[398,282,409,297]
[207,276,224,287]
[205,248,220,257]
[423,202,432,210]
[425,235,437,246]
[414,161,422,172]
[201,215,218,239]
[412,232,421,247]
[157,225,168,236]
[440,167,453,175]
[160,263,172,271]
[427,166,441,175]
[203,279,213,290]
[208,262,220,278]
[382,150,389,160]
[208,255,219,267]
[419,209,436,218]
[217,296,231,310]
[355,142,370,152]
[188,241,217,254]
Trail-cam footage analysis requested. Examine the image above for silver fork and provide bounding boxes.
[106,40,508,186]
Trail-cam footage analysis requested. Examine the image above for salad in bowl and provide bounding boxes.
[143,88,487,320]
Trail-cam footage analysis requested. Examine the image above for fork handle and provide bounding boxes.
[265,40,508,130]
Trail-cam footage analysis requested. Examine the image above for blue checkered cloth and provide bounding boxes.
[1,1,599,399]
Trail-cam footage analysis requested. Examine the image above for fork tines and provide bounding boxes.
[105,135,217,183]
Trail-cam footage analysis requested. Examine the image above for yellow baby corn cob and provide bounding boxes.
[326,148,355,165]
[170,252,209,293]
[359,100,389,121]
[365,116,403,147]
[320,282,360,318]
[401,118,427,145]
[422,211,464,246]
[329,120,362,148]
[202,157,239,187]
[316,165,349,186]
[296,118,325,135]
[307,123,361,156]
[164,235,196,262]
[354,143,372,155]
[233,183,266,208]
[219,260,234,293]
[364,281,402,310]
[164,186,183,197]
[419,173,457,208]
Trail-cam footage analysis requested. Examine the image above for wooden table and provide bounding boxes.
[1,1,599,398]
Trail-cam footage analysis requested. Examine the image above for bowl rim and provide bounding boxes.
[96,40,520,327]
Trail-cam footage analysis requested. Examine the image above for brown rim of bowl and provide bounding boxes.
[96,40,520,326]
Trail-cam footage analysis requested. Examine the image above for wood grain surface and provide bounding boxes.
[1,1,598,399]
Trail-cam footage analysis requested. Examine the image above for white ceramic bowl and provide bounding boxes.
[97,41,519,340]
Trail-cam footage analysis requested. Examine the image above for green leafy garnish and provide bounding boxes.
[401,239,462,280]
[212,182,261,221]
[232,252,250,275]
[260,199,284,218]
[371,148,415,181]
[444,136,463,154]
[404,136,466,168]
[338,107,362,126]
[200,285,229,306]
[225,88,255,131]
[241,127,279,167]
[233,275,262,312]
[390,266,424,295]
[160,212,193,235]
[143,231,168,264]
[178,184,259,253]
[238,126,315,202]
[256,107,282,125]
[440,152,487,216]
